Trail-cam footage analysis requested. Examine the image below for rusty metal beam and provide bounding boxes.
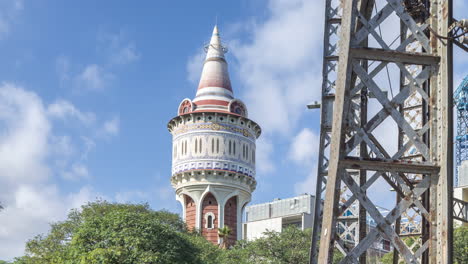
[350,48,440,65]
[316,0,453,262]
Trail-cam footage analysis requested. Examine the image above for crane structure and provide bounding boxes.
[309,0,462,263]
[454,75,468,187]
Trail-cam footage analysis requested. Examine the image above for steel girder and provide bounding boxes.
[315,0,453,263]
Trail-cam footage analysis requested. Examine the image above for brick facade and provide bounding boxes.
[224,196,238,247]
[201,193,219,244]
[184,195,196,230]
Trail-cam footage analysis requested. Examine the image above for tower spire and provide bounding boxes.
[193,25,233,112]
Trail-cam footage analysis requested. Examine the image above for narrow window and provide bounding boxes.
[252,149,255,163]
[229,141,232,155]
[199,138,202,153]
[195,138,198,153]
[207,215,213,229]
[246,145,249,160]
[216,139,219,153]
[185,141,187,155]
[212,138,214,153]
[233,142,236,155]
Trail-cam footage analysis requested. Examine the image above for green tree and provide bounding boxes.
[218,225,232,249]
[454,226,468,264]
[13,201,217,264]
[218,226,343,264]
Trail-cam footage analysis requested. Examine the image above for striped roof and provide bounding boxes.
[189,26,245,116]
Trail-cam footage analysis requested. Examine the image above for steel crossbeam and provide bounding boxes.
[453,198,468,222]
[315,0,453,263]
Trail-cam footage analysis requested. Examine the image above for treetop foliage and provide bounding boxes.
[7,201,468,264]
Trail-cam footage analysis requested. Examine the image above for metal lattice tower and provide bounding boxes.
[310,0,454,263]
[454,76,468,187]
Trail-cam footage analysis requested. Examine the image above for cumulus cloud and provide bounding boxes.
[48,99,96,125]
[57,29,139,93]
[63,163,90,181]
[255,137,275,174]
[0,83,50,184]
[0,83,108,260]
[294,167,317,195]
[231,0,324,135]
[76,64,115,91]
[288,128,319,166]
[101,115,120,137]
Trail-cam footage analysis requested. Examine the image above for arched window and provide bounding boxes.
[204,212,216,229]
[207,215,213,228]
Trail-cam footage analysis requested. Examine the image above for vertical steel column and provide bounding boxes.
[317,0,452,263]
[309,0,341,263]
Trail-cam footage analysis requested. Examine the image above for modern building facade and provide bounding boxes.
[243,194,394,257]
[167,26,261,246]
[243,194,315,240]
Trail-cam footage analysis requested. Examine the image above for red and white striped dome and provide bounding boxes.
[178,25,247,117]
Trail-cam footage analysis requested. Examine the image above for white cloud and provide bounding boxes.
[294,167,317,195]
[185,0,326,179]
[0,83,50,184]
[0,83,106,260]
[101,116,120,137]
[48,99,96,125]
[231,0,324,135]
[255,137,275,174]
[110,43,139,65]
[186,49,205,84]
[288,128,319,166]
[63,163,90,181]
[76,64,114,91]
[98,30,140,66]
[0,0,23,39]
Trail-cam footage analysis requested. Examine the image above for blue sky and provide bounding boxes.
[0,0,467,260]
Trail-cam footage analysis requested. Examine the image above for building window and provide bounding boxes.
[212,138,215,153]
[204,212,216,229]
[233,142,236,155]
[195,138,198,153]
[207,215,213,228]
[246,145,249,160]
[199,138,202,153]
[229,141,232,155]
[216,139,220,153]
